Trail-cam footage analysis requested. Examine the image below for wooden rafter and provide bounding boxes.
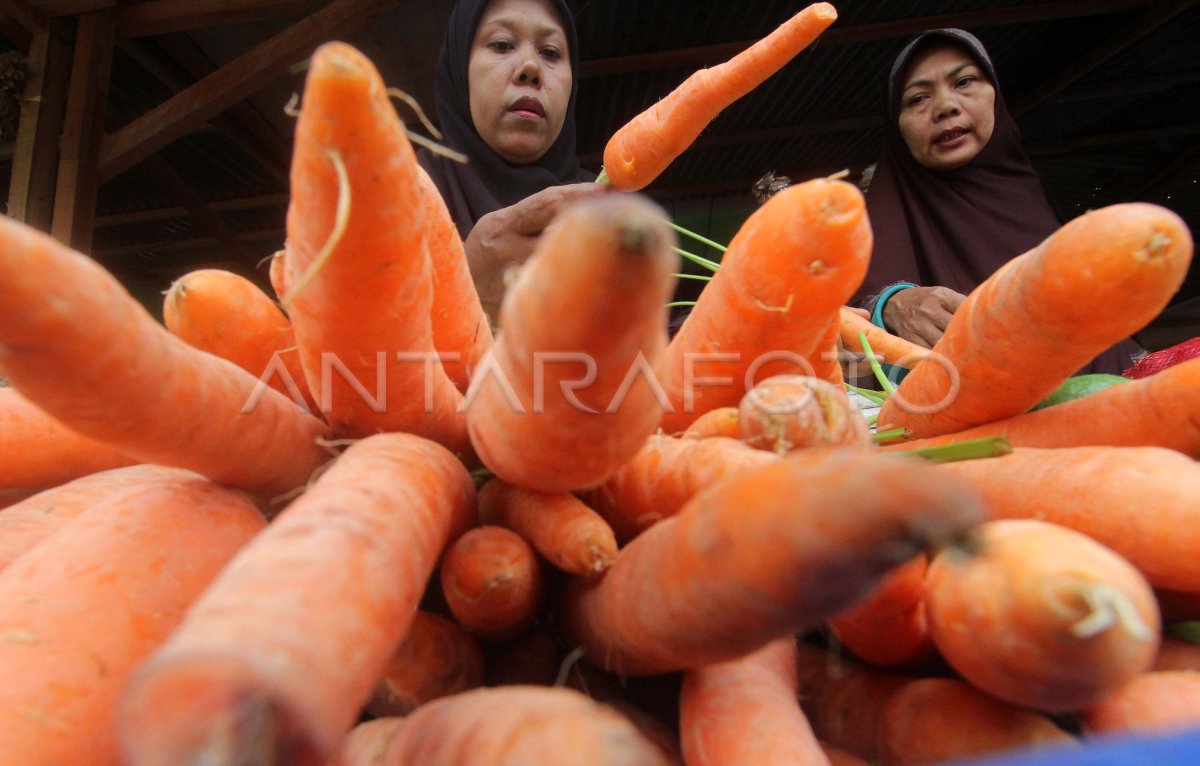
[114,0,326,40]
[143,153,259,267]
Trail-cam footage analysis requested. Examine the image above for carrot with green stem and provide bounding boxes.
[465,193,677,493]
[926,518,1161,713]
[837,305,929,368]
[937,445,1200,593]
[0,216,332,499]
[117,432,476,766]
[655,178,873,435]
[439,525,546,641]
[680,638,831,766]
[877,203,1193,439]
[478,478,618,576]
[284,42,468,454]
[0,475,266,766]
[602,3,838,191]
[0,386,137,491]
[561,448,985,676]
[366,610,485,718]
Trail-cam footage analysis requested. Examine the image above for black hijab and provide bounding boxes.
[418,0,593,238]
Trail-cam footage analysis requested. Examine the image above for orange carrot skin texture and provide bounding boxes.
[738,374,871,454]
[1155,636,1200,672]
[878,203,1193,438]
[331,686,672,766]
[838,305,929,368]
[880,356,1200,456]
[827,555,938,668]
[0,386,137,490]
[657,179,872,434]
[680,638,831,766]
[1082,671,1200,735]
[416,163,494,393]
[810,316,845,386]
[440,525,545,640]
[0,464,195,572]
[118,433,476,766]
[681,405,741,439]
[478,478,617,576]
[603,3,837,191]
[285,42,468,453]
[926,519,1161,713]
[938,446,1200,592]
[163,268,317,412]
[466,193,677,492]
[0,216,332,498]
[367,610,485,718]
[0,476,265,766]
[584,434,777,544]
[561,448,985,676]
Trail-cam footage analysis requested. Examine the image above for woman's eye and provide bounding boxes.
[907,94,928,107]
[540,46,562,60]
[957,76,976,88]
[488,39,514,52]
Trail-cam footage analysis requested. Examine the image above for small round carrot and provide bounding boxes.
[1082,671,1200,735]
[440,525,546,641]
[366,610,485,718]
[680,405,741,440]
[603,3,837,191]
[478,478,617,576]
[737,374,871,454]
[827,555,938,669]
[926,519,1161,712]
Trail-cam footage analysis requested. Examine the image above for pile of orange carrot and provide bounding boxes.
[1,8,1199,764]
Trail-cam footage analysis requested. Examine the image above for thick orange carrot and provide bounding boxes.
[0,464,195,572]
[0,215,332,499]
[440,525,546,640]
[602,3,837,191]
[328,686,672,766]
[877,203,1192,438]
[680,638,830,766]
[117,433,476,766]
[285,42,468,454]
[478,478,617,576]
[837,305,929,367]
[738,374,871,454]
[561,448,984,676]
[1154,636,1200,672]
[656,178,872,434]
[681,405,741,439]
[880,356,1200,456]
[827,555,938,669]
[416,163,494,392]
[465,193,677,492]
[0,386,137,490]
[366,610,485,718]
[1082,671,1200,735]
[583,434,777,544]
[938,446,1200,592]
[0,475,265,766]
[926,519,1161,712]
[163,268,316,412]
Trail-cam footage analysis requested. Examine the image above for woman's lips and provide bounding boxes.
[509,97,545,120]
[934,127,970,148]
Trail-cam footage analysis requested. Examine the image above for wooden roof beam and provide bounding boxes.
[115,0,326,39]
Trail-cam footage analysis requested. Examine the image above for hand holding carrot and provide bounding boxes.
[880,285,966,349]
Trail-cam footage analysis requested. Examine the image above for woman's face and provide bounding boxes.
[468,0,572,165]
[897,43,996,170]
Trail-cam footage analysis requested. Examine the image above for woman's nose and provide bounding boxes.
[932,90,960,120]
[515,57,541,86]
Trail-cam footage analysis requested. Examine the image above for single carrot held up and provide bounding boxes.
[602,3,838,191]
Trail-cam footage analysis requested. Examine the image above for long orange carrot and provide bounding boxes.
[1082,671,1200,735]
[877,203,1192,438]
[0,215,332,499]
[583,433,777,544]
[0,386,137,490]
[680,638,830,766]
[439,524,546,641]
[937,446,1200,592]
[737,374,871,454]
[285,42,468,454]
[602,3,837,191]
[880,356,1200,456]
[465,193,677,492]
[827,555,938,669]
[117,433,476,766]
[478,478,618,575]
[366,610,485,718]
[656,178,872,434]
[837,305,929,367]
[561,448,984,675]
[329,686,672,766]
[0,475,265,766]
[926,519,1161,712]
[163,268,316,412]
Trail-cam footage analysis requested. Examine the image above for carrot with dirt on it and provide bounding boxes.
[738,374,871,454]
[0,475,266,766]
[478,478,617,576]
[602,3,838,191]
[440,525,546,641]
[366,610,485,718]
[117,432,477,766]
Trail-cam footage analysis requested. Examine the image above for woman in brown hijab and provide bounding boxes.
[858,28,1141,374]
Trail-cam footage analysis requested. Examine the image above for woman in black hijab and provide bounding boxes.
[858,28,1141,374]
[419,0,603,324]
